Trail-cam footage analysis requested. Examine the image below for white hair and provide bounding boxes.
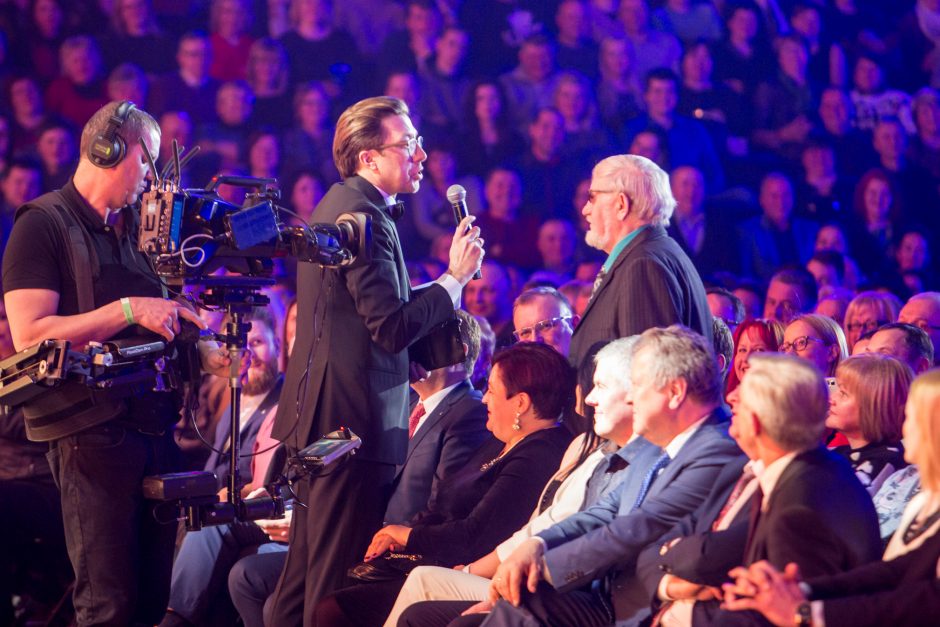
[592,154,676,227]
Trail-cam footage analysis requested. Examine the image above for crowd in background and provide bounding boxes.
[2,0,940,624]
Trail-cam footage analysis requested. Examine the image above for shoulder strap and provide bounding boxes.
[23,195,99,314]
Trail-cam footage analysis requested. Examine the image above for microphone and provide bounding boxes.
[446,184,482,280]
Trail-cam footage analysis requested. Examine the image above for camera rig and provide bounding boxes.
[0,140,368,531]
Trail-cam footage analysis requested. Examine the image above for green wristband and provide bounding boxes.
[121,297,135,325]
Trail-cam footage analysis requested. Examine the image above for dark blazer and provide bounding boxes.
[743,447,883,579]
[204,376,283,490]
[568,224,713,371]
[271,176,455,464]
[405,426,572,566]
[735,215,819,281]
[383,381,489,525]
[538,408,743,622]
[809,530,940,627]
[666,206,741,279]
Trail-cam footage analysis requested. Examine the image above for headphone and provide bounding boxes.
[87,100,136,169]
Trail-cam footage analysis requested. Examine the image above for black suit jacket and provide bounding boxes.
[271,175,455,464]
[383,381,489,525]
[744,447,882,579]
[569,225,712,371]
[810,530,940,627]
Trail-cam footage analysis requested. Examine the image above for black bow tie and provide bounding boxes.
[387,201,405,221]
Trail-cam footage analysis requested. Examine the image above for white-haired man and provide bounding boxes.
[569,154,712,370]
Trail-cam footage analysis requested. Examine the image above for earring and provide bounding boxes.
[513,412,522,431]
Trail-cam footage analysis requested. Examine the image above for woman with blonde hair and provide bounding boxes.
[842,290,901,350]
[781,313,848,376]
[828,354,911,493]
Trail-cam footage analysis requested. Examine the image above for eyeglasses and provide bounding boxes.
[845,319,888,334]
[586,189,618,203]
[780,335,826,353]
[513,316,572,342]
[376,135,424,158]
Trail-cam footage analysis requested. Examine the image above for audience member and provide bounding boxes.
[207,0,255,82]
[781,313,849,376]
[737,173,819,281]
[245,38,292,130]
[898,291,940,354]
[498,35,557,132]
[866,322,935,374]
[567,154,712,371]
[726,318,784,397]
[464,260,515,348]
[457,79,526,178]
[842,290,902,351]
[151,31,220,127]
[707,286,746,333]
[616,0,682,83]
[511,287,578,358]
[474,167,540,271]
[763,266,818,325]
[668,165,738,278]
[828,354,911,493]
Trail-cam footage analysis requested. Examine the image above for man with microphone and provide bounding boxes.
[268,96,485,625]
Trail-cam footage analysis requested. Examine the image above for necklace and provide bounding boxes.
[480,435,527,472]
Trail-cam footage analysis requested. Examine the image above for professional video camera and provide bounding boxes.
[135,139,371,285]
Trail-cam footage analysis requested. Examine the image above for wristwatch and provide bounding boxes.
[794,601,813,626]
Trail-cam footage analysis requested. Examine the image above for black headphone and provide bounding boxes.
[87,100,136,169]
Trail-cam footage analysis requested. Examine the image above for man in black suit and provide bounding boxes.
[384,310,490,525]
[568,154,712,371]
[267,96,485,625]
[636,354,882,626]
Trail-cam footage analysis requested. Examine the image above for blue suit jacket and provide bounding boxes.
[538,407,743,622]
[383,380,489,525]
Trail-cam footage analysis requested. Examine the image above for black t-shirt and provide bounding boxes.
[2,180,179,438]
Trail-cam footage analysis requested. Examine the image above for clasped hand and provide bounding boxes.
[720,561,806,627]
[363,524,411,561]
[488,538,545,607]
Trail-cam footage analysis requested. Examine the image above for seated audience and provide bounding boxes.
[511,287,578,358]
[898,292,940,356]
[707,287,746,334]
[385,336,659,625]
[463,260,515,348]
[313,342,574,625]
[639,353,882,625]
[828,355,911,494]
[411,325,741,626]
[721,368,940,627]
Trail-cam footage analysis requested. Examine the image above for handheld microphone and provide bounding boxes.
[446,184,482,280]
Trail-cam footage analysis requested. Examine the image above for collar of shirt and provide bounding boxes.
[64,179,129,235]
[415,381,462,428]
[663,414,708,460]
[602,224,648,273]
[372,182,398,208]
[758,451,799,511]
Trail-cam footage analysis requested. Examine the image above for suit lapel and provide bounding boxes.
[345,176,411,298]
[576,226,663,329]
[399,382,471,472]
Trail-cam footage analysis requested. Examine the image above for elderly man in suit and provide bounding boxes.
[635,354,882,626]
[476,325,743,626]
[267,96,485,625]
[568,154,712,371]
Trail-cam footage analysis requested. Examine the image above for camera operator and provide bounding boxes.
[267,96,485,624]
[1,100,229,626]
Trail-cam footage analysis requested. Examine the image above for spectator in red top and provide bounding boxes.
[44,36,108,130]
[208,0,256,82]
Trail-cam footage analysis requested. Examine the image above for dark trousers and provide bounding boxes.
[398,600,481,627]
[167,520,272,625]
[228,547,288,627]
[266,459,395,626]
[48,422,180,626]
